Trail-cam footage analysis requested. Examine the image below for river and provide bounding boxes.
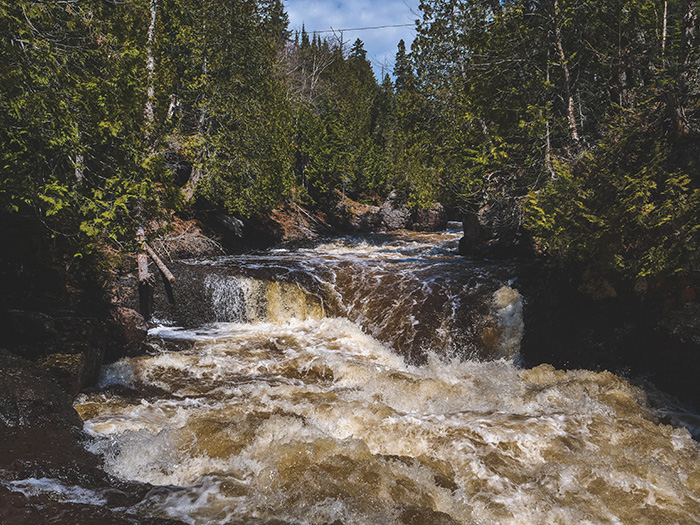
[71,227,700,524]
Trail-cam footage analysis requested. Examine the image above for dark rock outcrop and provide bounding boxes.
[380,194,412,230]
[411,203,448,231]
[517,265,700,410]
[0,350,184,524]
[457,176,534,259]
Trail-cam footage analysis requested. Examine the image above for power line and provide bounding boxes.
[308,23,414,34]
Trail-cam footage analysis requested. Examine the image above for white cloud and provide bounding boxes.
[284,0,420,78]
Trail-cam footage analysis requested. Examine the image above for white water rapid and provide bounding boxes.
[74,228,700,524]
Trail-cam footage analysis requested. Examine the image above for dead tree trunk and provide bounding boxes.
[136,227,151,286]
[143,242,176,283]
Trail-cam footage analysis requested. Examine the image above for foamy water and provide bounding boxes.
[73,231,700,524]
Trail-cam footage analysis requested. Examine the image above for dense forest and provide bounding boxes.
[2,0,699,279]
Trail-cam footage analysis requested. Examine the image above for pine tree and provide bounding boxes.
[0,0,173,256]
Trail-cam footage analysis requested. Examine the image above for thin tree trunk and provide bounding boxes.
[667,0,697,137]
[553,0,580,149]
[182,25,208,201]
[545,50,555,177]
[74,153,84,182]
[662,0,668,54]
[144,0,158,128]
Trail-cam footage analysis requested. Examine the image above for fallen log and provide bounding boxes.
[143,242,176,284]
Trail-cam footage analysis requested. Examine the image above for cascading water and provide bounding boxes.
[149,229,523,362]
[71,228,700,524]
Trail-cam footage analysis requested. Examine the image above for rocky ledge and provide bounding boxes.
[0,350,183,524]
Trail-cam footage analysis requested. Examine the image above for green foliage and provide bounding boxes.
[285,35,390,205]
[158,0,294,217]
[527,106,700,277]
[410,0,700,277]
[0,0,173,257]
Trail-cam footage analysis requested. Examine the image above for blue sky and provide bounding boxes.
[284,0,420,79]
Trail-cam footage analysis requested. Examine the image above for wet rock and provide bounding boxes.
[0,349,109,490]
[0,485,184,524]
[0,350,185,523]
[0,350,81,430]
[110,307,147,356]
[40,352,89,400]
[380,194,412,230]
[460,213,482,246]
[410,203,448,232]
[192,204,333,250]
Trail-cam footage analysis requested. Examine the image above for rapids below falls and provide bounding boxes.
[70,227,700,524]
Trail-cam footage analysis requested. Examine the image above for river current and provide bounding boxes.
[73,227,700,524]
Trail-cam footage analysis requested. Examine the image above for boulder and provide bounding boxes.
[334,196,382,232]
[411,203,448,232]
[380,194,412,230]
[110,307,147,356]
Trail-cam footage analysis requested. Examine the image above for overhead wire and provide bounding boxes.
[298,23,416,77]
[309,23,414,34]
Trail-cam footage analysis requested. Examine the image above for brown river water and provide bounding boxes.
[67,228,700,524]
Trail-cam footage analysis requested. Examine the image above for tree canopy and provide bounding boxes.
[2,0,698,278]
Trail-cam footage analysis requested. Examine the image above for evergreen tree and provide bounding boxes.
[157,0,294,216]
[0,0,173,256]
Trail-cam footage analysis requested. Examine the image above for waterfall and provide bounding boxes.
[156,230,521,362]
[67,229,700,524]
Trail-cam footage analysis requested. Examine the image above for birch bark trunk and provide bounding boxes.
[144,0,158,128]
[553,0,580,149]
